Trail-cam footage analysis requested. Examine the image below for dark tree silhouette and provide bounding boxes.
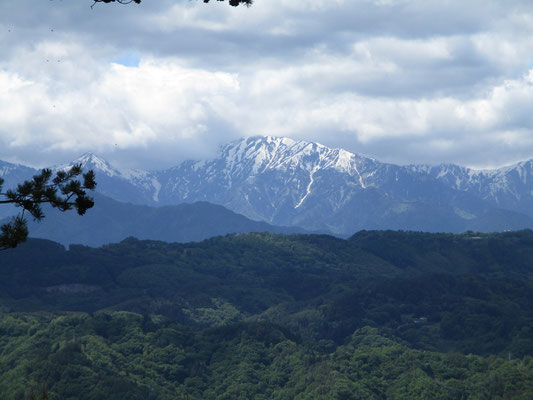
[91,0,252,8]
[0,165,96,250]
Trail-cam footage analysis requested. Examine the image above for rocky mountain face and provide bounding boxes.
[2,136,533,235]
[413,161,533,217]
[152,136,533,234]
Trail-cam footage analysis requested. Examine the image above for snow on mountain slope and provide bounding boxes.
[0,160,38,219]
[2,137,533,235]
[153,136,533,233]
[154,137,485,232]
[154,136,387,224]
[0,160,37,186]
[215,136,371,179]
[57,153,123,177]
[160,137,374,194]
[55,152,161,205]
[412,159,533,215]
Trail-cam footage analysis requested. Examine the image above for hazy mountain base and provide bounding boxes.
[1,230,533,398]
[8,191,530,248]
[0,193,311,247]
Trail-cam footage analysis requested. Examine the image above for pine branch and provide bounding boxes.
[0,165,96,250]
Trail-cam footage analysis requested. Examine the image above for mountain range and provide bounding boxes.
[15,193,306,247]
[2,135,533,242]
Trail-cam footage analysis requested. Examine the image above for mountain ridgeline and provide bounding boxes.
[3,136,533,238]
[14,193,307,247]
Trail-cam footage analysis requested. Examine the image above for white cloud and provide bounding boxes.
[0,52,240,165]
[0,0,533,169]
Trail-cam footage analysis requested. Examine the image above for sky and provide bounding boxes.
[1,0,533,171]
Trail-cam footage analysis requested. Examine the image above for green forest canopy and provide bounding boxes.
[1,230,533,398]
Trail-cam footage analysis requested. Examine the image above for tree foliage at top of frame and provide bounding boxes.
[91,0,253,8]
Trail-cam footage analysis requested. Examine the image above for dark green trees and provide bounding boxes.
[26,383,48,400]
[0,165,96,250]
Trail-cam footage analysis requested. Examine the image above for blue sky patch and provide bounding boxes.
[112,52,140,67]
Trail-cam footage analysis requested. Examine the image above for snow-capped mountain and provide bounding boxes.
[152,136,507,233]
[414,161,533,216]
[54,153,161,205]
[153,136,533,234]
[156,137,381,224]
[3,136,533,235]
[0,160,40,185]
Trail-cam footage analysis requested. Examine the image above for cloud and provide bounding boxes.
[0,47,240,168]
[0,0,533,170]
[217,65,533,168]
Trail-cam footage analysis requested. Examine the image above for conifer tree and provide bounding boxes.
[0,165,96,250]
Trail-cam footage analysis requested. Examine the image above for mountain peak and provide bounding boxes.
[217,136,374,179]
[224,136,298,154]
[248,135,297,146]
[54,152,122,178]
[73,152,109,167]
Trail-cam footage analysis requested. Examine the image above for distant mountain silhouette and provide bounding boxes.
[1,193,309,247]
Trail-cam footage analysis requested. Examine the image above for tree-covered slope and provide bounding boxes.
[1,313,532,400]
[1,230,533,399]
[2,230,533,355]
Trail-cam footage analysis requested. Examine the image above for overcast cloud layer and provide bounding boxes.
[1,0,533,170]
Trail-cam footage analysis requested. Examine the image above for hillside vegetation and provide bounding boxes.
[1,230,533,399]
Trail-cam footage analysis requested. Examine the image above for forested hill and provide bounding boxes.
[1,230,533,399]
